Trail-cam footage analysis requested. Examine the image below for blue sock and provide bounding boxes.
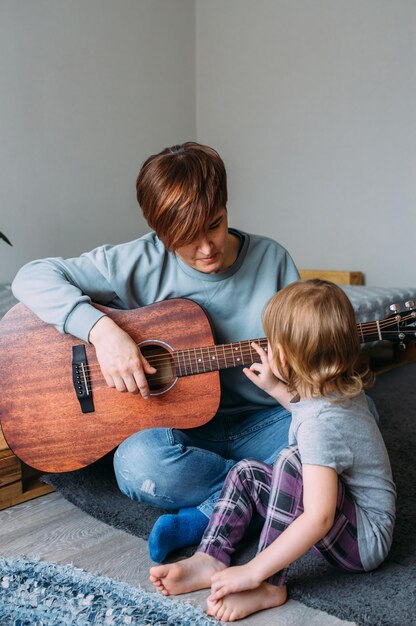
[148,507,208,563]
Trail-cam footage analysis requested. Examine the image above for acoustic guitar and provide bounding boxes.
[0,298,415,473]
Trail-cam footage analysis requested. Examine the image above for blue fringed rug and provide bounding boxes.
[0,557,215,626]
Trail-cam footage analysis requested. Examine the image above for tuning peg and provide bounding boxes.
[405,300,415,309]
[389,303,400,313]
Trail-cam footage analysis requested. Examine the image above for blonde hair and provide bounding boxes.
[263,280,373,400]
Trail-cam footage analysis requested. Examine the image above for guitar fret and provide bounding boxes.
[213,345,219,370]
[194,348,199,373]
[222,344,227,368]
[205,346,213,371]
[227,343,236,367]
[200,347,206,372]
[230,343,236,366]
[238,342,243,365]
[201,346,209,371]
[173,353,181,377]
[181,350,187,376]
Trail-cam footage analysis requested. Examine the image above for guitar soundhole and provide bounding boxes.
[140,342,176,393]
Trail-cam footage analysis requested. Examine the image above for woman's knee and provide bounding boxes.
[113,428,181,508]
[114,428,168,477]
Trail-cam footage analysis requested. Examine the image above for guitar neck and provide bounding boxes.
[357,312,415,345]
[173,310,416,378]
[357,321,384,344]
[173,338,268,377]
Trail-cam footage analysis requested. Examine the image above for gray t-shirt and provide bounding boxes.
[289,392,396,571]
[12,228,299,414]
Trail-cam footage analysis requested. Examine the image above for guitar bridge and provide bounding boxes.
[72,345,95,413]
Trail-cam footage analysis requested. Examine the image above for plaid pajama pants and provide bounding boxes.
[197,445,364,586]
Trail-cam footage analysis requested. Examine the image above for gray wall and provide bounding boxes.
[0,0,196,282]
[196,0,416,287]
[1,1,415,287]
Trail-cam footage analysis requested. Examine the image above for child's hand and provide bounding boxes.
[243,342,294,409]
[243,342,281,397]
[208,564,261,601]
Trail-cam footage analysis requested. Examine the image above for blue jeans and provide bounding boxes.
[113,405,291,518]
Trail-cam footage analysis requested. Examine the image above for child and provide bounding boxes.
[149,280,396,622]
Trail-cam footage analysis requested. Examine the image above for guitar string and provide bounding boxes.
[78,330,416,387]
[78,315,416,378]
[79,343,267,384]
[79,334,416,384]
[81,360,262,384]
[79,339,269,373]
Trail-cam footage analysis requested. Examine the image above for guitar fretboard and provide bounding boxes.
[173,338,268,377]
[171,311,416,378]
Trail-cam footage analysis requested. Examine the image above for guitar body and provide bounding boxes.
[0,299,220,473]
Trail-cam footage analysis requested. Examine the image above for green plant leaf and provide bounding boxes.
[0,231,12,246]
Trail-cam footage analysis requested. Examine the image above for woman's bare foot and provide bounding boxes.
[149,552,226,596]
[206,582,287,622]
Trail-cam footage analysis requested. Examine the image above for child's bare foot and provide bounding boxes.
[206,582,287,622]
[149,552,226,596]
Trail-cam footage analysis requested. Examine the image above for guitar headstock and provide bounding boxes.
[362,300,416,348]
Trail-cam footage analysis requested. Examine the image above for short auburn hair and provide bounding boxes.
[263,279,373,400]
[136,142,228,250]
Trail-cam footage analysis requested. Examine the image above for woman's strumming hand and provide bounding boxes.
[88,316,156,398]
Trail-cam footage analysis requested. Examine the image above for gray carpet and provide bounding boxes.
[0,556,216,625]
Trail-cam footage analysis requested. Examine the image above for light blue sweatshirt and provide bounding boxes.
[12,228,299,414]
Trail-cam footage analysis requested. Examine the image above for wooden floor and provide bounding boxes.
[0,491,354,626]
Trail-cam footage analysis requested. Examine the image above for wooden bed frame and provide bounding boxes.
[299,269,364,285]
